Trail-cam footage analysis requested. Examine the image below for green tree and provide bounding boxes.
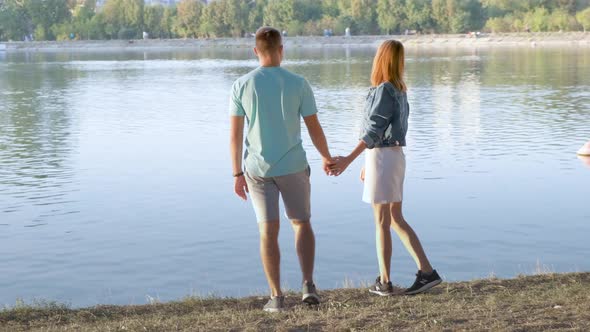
[577,7,590,31]
[144,5,165,38]
[351,0,377,34]
[0,0,31,41]
[247,0,266,33]
[101,0,144,39]
[101,0,126,38]
[174,0,203,38]
[199,0,228,37]
[377,0,406,34]
[554,0,578,13]
[263,0,296,30]
[295,0,323,22]
[25,0,71,40]
[432,0,483,33]
[431,0,451,32]
[160,7,177,38]
[322,0,341,18]
[405,0,433,32]
[485,16,511,32]
[68,0,101,40]
[523,7,550,31]
[122,0,144,32]
[224,0,250,37]
[549,8,570,30]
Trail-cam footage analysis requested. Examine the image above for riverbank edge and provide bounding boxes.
[2,32,590,52]
[1,272,589,331]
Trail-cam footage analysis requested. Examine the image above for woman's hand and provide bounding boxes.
[360,166,365,182]
[330,155,353,176]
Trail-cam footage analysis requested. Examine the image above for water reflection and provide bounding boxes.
[0,60,80,225]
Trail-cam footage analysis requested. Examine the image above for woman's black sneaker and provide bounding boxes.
[369,276,394,296]
[302,281,320,305]
[404,270,442,295]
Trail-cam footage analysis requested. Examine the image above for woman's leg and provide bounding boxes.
[390,202,433,273]
[372,203,393,283]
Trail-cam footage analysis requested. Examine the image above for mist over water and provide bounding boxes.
[1,46,589,307]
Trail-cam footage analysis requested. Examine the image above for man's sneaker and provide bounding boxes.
[301,281,320,305]
[404,270,442,295]
[263,296,285,313]
[368,276,394,296]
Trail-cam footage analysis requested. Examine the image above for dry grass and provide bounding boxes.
[1,272,589,331]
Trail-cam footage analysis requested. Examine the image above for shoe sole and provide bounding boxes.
[404,279,442,295]
[302,293,320,305]
[368,289,394,296]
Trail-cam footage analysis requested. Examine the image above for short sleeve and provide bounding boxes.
[300,79,318,117]
[229,81,245,117]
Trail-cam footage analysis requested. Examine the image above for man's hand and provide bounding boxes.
[234,175,249,200]
[322,157,335,176]
[330,155,353,176]
[360,166,365,182]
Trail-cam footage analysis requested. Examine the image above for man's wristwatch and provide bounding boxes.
[233,171,244,177]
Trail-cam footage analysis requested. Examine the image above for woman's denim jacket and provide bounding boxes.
[360,82,409,149]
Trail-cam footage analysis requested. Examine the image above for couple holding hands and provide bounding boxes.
[229,27,441,313]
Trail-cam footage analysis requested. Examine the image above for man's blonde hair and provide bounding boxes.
[255,27,282,54]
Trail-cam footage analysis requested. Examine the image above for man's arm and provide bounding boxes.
[303,114,333,173]
[230,116,248,200]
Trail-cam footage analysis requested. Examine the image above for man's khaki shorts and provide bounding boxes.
[245,167,311,223]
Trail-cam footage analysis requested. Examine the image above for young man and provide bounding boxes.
[229,27,333,312]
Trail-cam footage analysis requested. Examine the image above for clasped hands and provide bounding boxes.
[323,155,360,178]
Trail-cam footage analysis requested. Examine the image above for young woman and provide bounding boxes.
[330,40,442,296]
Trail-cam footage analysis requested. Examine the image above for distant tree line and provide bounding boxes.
[1,0,590,41]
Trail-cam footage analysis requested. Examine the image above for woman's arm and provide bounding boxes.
[361,84,397,149]
[331,85,398,175]
[330,141,366,176]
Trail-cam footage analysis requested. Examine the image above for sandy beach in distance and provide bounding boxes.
[2,32,589,51]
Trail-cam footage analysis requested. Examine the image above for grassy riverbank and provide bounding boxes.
[2,32,590,51]
[1,272,589,331]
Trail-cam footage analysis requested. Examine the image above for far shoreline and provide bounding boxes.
[1,32,590,52]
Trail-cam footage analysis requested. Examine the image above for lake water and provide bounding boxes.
[1,46,589,307]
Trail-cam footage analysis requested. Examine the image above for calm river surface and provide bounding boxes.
[1,46,589,307]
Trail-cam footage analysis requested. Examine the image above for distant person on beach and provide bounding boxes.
[329,40,442,296]
[229,27,333,312]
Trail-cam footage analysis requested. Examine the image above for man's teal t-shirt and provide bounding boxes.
[229,66,318,177]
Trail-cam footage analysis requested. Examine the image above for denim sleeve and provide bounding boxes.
[300,79,318,117]
[229,81,245,116]
[360,85,398,149]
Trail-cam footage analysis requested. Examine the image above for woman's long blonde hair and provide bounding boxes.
[370,40,407,92]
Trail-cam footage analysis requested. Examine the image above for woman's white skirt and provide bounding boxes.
[362,146,405,204]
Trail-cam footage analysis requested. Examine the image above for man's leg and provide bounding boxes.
[276,168,313,284]
[291,220,315,284]
[275,168,319,303]
[259,220,282,297]
[245,172,282,298]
